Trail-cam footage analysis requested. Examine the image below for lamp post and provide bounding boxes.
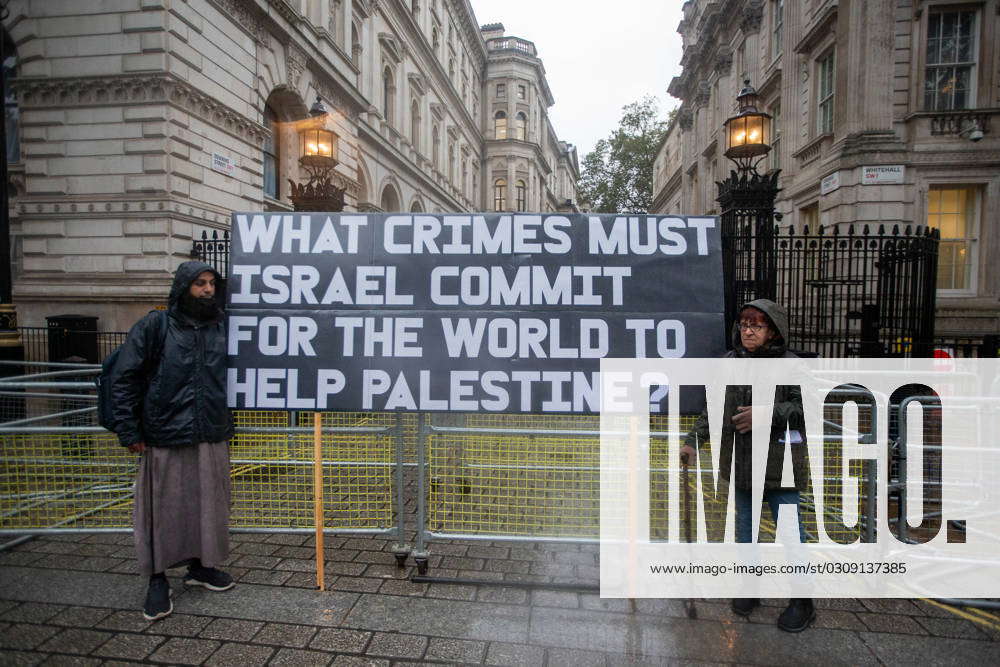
[717,79,779,340]
[288,96,346,212]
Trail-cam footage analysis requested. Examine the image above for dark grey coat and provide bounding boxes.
[684,299,810,492]
[110,261,234,448]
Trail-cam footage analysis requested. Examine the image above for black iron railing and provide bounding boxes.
[724,222,940,358]
[192,229,230,279]
[18,327,127,364]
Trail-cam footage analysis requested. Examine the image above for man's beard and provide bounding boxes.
[180,293,219,320]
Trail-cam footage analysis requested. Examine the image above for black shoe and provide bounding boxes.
[731,598,760,616]
[777,598,815,632]
[142,577,172,621]
[184,565,235,591]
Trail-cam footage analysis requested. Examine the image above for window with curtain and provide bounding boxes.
[263,105,279,199]
[494,178,506,211]
[925,9,977,110]
[817,50,834,135]
[514,112,526,140]
[515,179,526,212]
[494,111,507,139]
[927,185,978,291]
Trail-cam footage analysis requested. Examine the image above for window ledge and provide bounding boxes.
[792,133,832,165]
[263,195,293,212]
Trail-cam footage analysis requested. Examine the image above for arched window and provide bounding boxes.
[263,105,279,199]
[432,124,440,168]
[514,112,526,141]
[494,178,507,211]
[515,179,526,212]
[461,159,467,196]
[494,111,507,140]
[410,198,424,213]
[448,58,455,82]
[410,99,420,151]
[382,66,395,124]
[380,184,400,212]
[432,27,439,56]
[411,0,419,21]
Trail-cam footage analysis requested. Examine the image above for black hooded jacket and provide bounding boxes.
[109,260,233,448]
[684,299,810,491]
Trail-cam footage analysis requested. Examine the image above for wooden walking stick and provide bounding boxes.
[313,412,325,591]
[682,458,697,619]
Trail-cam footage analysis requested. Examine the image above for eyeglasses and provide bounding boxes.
[738,321,768,333]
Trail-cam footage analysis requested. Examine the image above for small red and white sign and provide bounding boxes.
[212,153,236,177]
[862,165,904,185]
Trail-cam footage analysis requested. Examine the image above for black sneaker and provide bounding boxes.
[777,598,816,632]
[142,577,172,621]
[184,565,235,592]
[731,597,760,617]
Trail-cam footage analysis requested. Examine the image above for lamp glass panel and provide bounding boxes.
[729,117,747,149]
[746,115,763,146]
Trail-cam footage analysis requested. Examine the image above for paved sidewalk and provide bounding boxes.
[2,531,999,666]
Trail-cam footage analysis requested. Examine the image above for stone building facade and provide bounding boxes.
[2,0,579,331]
[653,0,1000,336]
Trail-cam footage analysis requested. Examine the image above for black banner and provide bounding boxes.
[226,212,725,413]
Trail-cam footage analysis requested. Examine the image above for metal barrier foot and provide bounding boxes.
[412,551,429,575]
[390,543,411,567]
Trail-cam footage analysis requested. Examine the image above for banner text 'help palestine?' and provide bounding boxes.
[225,213,725,413]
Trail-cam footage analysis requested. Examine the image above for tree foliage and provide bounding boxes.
[578,96,668,214]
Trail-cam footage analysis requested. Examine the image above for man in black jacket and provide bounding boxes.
[110,260,235,621]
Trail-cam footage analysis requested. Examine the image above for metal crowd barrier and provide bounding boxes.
[895,395,1000,611]
[0,362,405,564]
[409,398,877,576]
[3,363,882,587]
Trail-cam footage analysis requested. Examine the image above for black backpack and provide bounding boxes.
[96,310,169,432]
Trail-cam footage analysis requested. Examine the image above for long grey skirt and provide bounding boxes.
[133,441,231,576]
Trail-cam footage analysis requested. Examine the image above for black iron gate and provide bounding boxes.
[724,220,940,358]
[717,168,940,358]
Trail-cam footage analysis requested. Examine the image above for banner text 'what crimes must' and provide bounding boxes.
[225,212,726,413]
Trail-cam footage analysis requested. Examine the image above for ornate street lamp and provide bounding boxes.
[723,79,772,174]
[288,96,346,212]
[717,79,779,340]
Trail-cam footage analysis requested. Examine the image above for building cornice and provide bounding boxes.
[11,74,270,145]
[208,0,271,46]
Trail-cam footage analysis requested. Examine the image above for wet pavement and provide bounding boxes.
[2,531,999,666]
